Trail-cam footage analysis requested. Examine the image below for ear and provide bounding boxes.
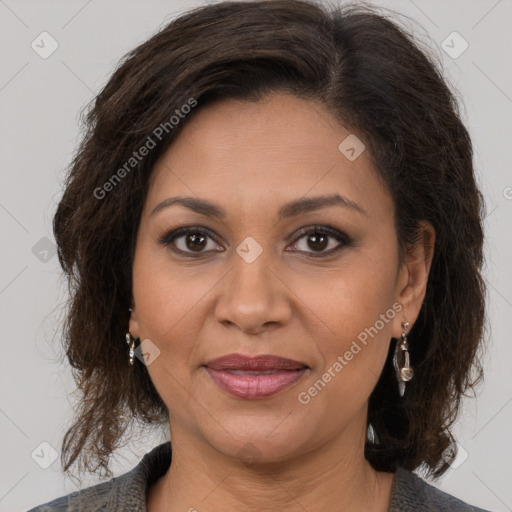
[392,220,435,338]
[128,301,141,339]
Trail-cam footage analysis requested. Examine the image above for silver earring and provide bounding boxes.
[126,332,135,366]
[393,321,413,397]
[367,423,377,444]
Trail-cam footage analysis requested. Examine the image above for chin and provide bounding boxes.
[200,420,309,466]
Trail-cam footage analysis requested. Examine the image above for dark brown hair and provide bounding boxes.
[54,0,486,482]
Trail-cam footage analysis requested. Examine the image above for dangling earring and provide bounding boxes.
[393,321,413,397]
[126,332,136,366]
[367,422,377,444]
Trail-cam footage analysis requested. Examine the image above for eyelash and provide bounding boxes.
[158,225,351,258]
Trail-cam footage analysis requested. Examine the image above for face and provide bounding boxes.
[129,93,432,464]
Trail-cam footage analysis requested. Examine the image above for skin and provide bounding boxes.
[129,93,435,511]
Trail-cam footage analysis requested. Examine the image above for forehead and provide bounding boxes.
[145,94,393,221]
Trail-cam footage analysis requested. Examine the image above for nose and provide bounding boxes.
[214,248,292,334]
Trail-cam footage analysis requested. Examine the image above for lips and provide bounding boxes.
[203,354,309,399]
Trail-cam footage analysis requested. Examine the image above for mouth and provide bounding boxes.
[203,354,309,399]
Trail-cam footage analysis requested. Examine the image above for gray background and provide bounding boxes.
[1,0,511,511]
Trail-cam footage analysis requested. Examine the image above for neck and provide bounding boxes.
[147,414,394,512]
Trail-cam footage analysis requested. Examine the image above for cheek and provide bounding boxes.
[132,234,202,330]
[297,252,398,406]
[131,250,208,409]
[303,250,397,339]
[131,239,222,374]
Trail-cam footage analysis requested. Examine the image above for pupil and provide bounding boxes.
[187,233,206,251]
[309,233,327,251]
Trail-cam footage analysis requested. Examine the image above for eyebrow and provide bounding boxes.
[150,193,366,219]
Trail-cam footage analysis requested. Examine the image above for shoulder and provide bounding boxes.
[26,442,172,512]
[25,478,115,512]
[390,466,493,512]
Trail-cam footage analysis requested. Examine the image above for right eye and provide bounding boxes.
[159,227,224,257]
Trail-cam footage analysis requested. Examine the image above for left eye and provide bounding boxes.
[287,226,349,256]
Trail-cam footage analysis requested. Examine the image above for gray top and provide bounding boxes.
[27,441,491,511]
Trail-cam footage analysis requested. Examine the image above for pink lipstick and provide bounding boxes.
[204,354,309,399]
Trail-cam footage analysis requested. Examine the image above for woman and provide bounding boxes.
[28,0,491,510]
